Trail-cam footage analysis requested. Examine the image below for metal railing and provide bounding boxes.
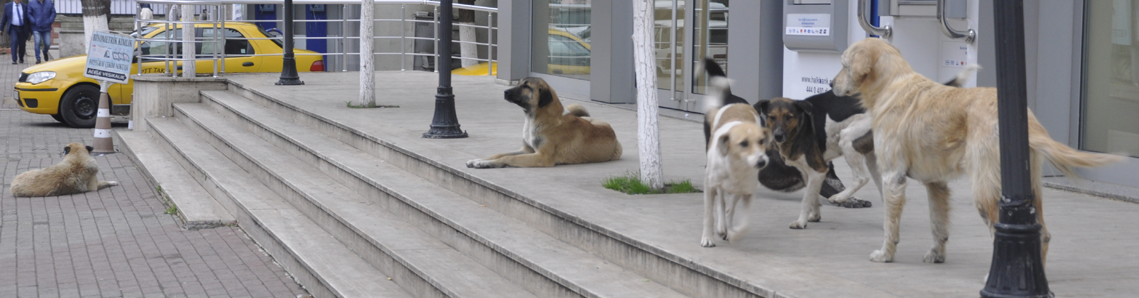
[132,0,497,77]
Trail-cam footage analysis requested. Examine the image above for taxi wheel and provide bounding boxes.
[50,113,65,123]
[59,85,99,128]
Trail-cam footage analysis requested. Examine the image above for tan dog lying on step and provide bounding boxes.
[832,38,1123,264]
[11,143,119,197]
[467,77,622,168]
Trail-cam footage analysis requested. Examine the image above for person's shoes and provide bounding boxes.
[35,60,40,64]
[19,60,24,64]
[10,62,15,64]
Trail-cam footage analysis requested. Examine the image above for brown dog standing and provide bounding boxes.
[467,77,622,168]
[10,142,119,197]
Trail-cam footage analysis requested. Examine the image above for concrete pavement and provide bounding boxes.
[1,51,308,297]
[211,71,1139,297]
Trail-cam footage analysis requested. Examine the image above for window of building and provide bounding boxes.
[532,0,592,79]
[1082,0,1139,158]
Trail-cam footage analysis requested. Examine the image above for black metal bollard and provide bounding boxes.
[423,0,467,139]
[981,1,1051,297]
[277,0,304,86]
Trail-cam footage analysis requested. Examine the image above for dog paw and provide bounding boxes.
[700,238,716,247]
[727,229,747,243]
[869,250,894,263]
[466,159,496,169]
[789,220,808,229]
[808,213,821,222]
[923,249,945,263]
[107,181,119,186]
[833,197,872,208]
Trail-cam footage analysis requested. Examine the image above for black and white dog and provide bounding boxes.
[700,59,873,208]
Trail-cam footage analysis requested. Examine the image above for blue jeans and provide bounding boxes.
[33,30,50,61]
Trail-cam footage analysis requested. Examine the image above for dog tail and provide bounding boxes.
[565,103,590,118]
[701,58,734,113]
[945,64,980,87]
[1031,131,1123,177]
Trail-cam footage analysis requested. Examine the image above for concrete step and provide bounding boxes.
[172,102,539,298]
[145,117,411,298]
[220,77,792,297]
[198,89,688,298]
[116,130,233,229]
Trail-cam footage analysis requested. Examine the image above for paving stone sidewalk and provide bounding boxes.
[1,49,308,297]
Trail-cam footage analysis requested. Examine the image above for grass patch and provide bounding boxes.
[603,173,700,195]
[164,205,178,215]
[345,101,400,109]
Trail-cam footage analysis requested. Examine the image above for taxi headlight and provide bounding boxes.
[27,71,56,84]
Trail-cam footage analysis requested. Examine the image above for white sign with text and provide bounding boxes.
[84,31,135,84]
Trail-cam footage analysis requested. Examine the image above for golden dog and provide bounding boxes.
[11,143,119,197]
[467,77,622,168]
[832,38,1122,264]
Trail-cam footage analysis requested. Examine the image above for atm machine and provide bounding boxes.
[782,0,980,100]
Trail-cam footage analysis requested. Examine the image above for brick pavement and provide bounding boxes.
[1,48,308,297]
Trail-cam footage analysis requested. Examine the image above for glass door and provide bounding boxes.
[653,0,729,113]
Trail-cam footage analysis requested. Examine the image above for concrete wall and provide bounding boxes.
[57,15,137,57]
[130,76,228,131]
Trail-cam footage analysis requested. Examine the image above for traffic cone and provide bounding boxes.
[92,83,115,154]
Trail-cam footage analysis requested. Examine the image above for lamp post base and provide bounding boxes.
[276,58,305,86]
[981,203,1052,298]
[423,88,467,139]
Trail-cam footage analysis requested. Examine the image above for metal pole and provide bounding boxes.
[433,5,438,73]
[221,4,226,74]
[981,0,1051,297]
[342,4,347,72]
[212,5,219,78]
[488,11,493,76]
[669,0,677,102]
[277,0,304,85]
[423,0,466,139]
[401,4,406,71]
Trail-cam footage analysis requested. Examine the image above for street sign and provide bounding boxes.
[84,31,135,84]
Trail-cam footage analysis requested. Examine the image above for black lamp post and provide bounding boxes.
[981,1,1051,297]
[276,0,304,85]
[423,0,467,139]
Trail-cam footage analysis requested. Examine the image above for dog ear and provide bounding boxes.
[718,133,732,156]
[754,99,770,125]
[538,88,554,108]
[85,146,94,153]
[794,100,814,118]
[846,44,879,86]
[64,146,71,155]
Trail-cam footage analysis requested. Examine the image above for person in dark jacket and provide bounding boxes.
[27,0,52,63]
[1,0,32,64]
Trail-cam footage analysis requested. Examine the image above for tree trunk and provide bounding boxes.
[359,0,375,106]
[632,0,664,190]
[181,6,195,77]
[457,0,478,67]
[80,0,110,54]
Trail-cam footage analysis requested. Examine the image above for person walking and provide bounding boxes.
[1,0,31,64]
[27,0,52,64]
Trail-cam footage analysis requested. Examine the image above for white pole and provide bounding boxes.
[632,0,663,190]
[360,0,375,106]
[182,5,196,77]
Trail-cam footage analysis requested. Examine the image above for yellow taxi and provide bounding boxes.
[453,28,589,76]
[14,22,324,127]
